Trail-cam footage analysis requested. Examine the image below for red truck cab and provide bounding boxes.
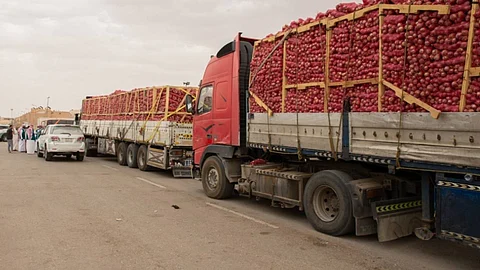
[187,33,256,167]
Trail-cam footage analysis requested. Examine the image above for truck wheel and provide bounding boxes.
[76,153,84,161]
[127,144,139,168]
[201,156,234,199]
[86,140,97,157]
[303,170,354,236]
[117,142,127,166]
[137,145,149,171]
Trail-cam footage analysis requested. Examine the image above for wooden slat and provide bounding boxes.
[285,82,326,90]
[460,2,479,111]
[282,40,287,113]
[249,91,273,116]
[383,80,440,119]
[327,4,380,27]
[378,11,385,112]
[380,4,450,15]
[164,86,170,116]
[324,28,332,113]
[328,78,377,88]
[255,19,329,45]
[471,67,480,77]
[345,78,378,88]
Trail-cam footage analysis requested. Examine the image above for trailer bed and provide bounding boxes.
[81,120,192,147]
[248,112,480,174]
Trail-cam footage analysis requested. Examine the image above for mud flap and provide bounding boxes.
[372,197,423,242]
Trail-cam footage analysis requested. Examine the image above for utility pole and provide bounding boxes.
[46,96,50,117]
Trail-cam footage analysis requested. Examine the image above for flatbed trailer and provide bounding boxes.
[80,85,197,177]
[184,1,480,249]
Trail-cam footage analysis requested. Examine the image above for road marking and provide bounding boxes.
[206,202,279,229]
[136,177,167,189]
[102,165,118,171]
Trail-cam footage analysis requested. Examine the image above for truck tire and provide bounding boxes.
[86,140,97,157]
[117,142,127,166]
[127,144,139,168]
[201,156,234,199]
[76,153,84,161]
[303,170,354,236]
[137,145,150,171]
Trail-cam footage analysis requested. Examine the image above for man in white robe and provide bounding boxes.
[18,126,27,153]
[12,126,18,151]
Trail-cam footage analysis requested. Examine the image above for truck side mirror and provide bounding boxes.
[185,94,195,114]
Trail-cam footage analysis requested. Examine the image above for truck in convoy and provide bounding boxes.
[184,2,480,248]
[80,85,197,177]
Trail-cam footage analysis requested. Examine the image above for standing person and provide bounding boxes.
[26,125,35,155]
[12,125,18,151]
[6,125,13,153]
[18,125,26,153]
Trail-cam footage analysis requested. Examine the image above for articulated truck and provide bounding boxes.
[80,86,197,177]
[184,2,480,248]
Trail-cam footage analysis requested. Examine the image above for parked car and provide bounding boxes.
[0,125,9,142]
[37,124,86,161]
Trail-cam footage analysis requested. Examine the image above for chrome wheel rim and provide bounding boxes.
[206,167,219,190]
[313,185,339,222]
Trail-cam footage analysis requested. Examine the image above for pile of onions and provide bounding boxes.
[329,20,354,82]
[351,11,380,80]
[249,0,475,114]
[285,87,324,113]
[348,85,379,112]
[382,1,471,112]
[285,26,326,85]
[249,41,283,113]
[81,87,196,123]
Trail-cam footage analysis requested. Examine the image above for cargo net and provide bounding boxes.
[81,86,197,123]
[248,0,478,115]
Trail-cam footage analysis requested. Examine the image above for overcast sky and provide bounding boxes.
[0,0,345,117]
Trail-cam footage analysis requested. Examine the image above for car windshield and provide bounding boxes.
[50,126,83,135]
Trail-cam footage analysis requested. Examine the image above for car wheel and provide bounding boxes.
[44,145,53,161]
[37,143,43,158]
[0,134,6,142]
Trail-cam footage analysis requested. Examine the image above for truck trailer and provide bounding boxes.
[80,85,197,177]
[185,2,480,248]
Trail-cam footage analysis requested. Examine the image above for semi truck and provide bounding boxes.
[184,3,480,248]
[80,85,197,177]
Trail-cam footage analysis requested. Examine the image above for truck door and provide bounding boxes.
[193,85,214,163]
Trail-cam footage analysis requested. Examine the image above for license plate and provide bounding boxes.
[64,138,74,142]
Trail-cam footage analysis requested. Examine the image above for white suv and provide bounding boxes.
[37,124,86,161]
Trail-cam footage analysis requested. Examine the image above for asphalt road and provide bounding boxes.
[0,146,478,270]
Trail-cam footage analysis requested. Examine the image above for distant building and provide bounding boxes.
[0,117,14,125]
[14,108,78,128]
